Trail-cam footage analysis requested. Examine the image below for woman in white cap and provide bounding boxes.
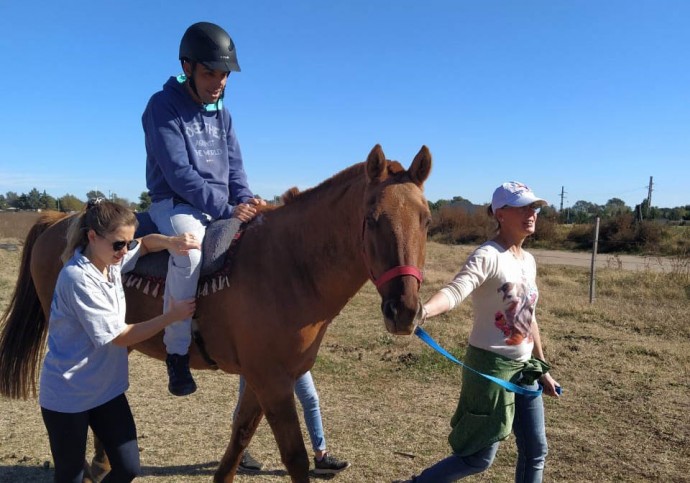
[395,181,560,483]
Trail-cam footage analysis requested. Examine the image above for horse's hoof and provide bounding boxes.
[81,459,95,483]
[90,459,111,483]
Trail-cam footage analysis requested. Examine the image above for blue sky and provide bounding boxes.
[1,0,688,209]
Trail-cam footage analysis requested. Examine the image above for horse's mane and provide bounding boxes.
[281,187,301,204]
[279,159,406,206]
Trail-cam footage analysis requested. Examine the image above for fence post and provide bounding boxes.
[589,217,600,304]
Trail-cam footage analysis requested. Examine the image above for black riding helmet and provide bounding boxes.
[179,22,241,73]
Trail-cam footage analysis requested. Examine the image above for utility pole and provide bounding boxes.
[559,186,569,223]
[646,176,653,217]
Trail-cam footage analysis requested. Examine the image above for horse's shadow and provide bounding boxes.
[0,461,338,481]
[0,464,53,482]
[0,462,223,482]
[141,460,287,478]
[167,461,338,480]
[235,467,338,481]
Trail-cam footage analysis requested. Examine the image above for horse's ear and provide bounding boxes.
[366,144,388,183]
[409,145,432,187]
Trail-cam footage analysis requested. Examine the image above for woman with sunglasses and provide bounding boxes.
[395,182,560,483]
[39,198,199,483]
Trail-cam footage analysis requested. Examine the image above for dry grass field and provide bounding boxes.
[1,212,689,482]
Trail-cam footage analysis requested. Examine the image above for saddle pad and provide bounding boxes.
[132,212,242,280]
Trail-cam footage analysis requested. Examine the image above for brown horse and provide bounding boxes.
[0,144,432,483]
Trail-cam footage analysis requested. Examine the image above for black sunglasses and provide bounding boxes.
[98,233,139,252]
[111,239,139,252]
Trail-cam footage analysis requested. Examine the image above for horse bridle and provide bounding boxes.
[370,265,423,289]
[361,219,424,289]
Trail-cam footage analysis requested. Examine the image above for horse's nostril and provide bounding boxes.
[382,300,397,320]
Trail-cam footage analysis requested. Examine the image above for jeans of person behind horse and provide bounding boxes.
[235,371,326,452]
[149,198,210,355]
[41,394,140,483]
[413,381,547,483]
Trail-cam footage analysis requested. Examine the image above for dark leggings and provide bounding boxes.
[41,393,141,483]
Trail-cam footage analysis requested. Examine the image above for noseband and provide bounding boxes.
[371,265,424,289]
[361,220,424,289]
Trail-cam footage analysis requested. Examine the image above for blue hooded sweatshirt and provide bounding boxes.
[143,76,254,220]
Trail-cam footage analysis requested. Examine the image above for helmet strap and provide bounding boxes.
[181,60,202,102]
[181,59,226,114]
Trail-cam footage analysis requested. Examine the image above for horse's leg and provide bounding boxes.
[214,382,264,483]
[90,435,111,482]
[261,384,310,483]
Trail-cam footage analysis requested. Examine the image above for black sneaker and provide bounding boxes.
[239,451,263,472]
[165,353,197,396]
[314,452,351,475]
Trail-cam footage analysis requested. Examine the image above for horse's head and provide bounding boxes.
[362,144,432,335]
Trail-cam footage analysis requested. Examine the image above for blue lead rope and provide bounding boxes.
[414,326,546,396]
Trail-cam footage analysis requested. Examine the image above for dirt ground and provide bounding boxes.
[1,241,688,482]
[529,248,678,273]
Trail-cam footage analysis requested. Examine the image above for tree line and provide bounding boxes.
[0,189,152,213]
[429,195,690,223]
[428,196,690,256]
[3,187,689,225]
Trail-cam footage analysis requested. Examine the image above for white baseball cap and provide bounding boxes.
[491,182,548,213]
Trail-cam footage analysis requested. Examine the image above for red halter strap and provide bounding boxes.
[361,220,424,289]
[372,265,424,289]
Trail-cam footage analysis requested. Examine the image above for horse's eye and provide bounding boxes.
[422,214,431,228]
[366,214,378,228]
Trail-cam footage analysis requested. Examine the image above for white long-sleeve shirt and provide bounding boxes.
[440,241,539,362]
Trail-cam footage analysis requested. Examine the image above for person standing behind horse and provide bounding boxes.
[143,21,265,396]
[235,371,351,475]
[395,182,560,483]
[39,199,199,483]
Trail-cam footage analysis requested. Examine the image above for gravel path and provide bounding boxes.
[530,248,679,273]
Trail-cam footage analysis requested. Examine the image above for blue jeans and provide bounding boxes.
[41,394,140,483]
[414,382,547,483]
[148,198,210,355]
[235,371,326,452]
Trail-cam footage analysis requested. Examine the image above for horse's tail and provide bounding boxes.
[0,211,68,399]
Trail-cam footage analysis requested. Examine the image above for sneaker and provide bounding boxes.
[313,452,351,475]
[165,353,197,396]
[239,451,263,472]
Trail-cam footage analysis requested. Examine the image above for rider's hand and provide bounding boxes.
[232,202,258,222]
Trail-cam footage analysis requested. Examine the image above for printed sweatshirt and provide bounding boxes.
[143,76,254,220]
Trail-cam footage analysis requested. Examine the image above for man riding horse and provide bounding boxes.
[142,21,266,396]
